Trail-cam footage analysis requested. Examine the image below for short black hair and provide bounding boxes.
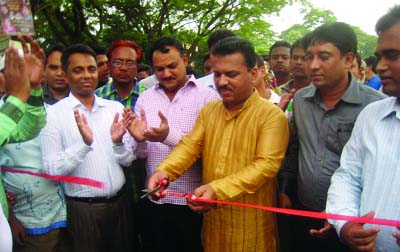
[376,5,400,35]
[61,44,97,72]
[305,22,357,56]
[207,29,236,49]
[88,42,108,55]
[45,43,66,65]
[290,38,305,55]
[255,54,264,68]
[138,63,153,75]
[150,37,185,65]
[364,55,378,72]
[269,41,291,57]
[211,37,256,70]
[300,32,312,52]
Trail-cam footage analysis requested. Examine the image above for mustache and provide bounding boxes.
[162,77,176,81]
[217,86,234,93]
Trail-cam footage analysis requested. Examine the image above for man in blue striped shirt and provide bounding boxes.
[326,5,400,252]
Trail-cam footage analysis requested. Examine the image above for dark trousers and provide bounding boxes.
[66,191,133,252]
[277,214,295,252]
[123,158,147,251]
[291,201,349,252]
[140,200,203,252]
[14,228,72,252]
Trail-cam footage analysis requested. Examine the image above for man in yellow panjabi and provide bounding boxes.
[147,37,289,252]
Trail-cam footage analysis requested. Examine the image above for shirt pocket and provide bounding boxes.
[337,122,354,150]
[326,122,354,155]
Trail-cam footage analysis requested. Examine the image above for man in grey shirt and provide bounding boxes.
[278,22,385,252]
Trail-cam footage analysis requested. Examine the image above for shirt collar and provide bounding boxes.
[154,75,197,90]
[340,74,363,104]
[280,79,294,93]
[302,73,362,104]
[107,80,139,97]
[380,97,400,121]
[68,93,107,111]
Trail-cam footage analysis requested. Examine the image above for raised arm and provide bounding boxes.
[0,43,45,147]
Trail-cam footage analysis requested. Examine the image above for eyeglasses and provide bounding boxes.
[110,60,137,69]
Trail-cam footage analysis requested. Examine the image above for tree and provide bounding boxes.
[351,26,377,58]
[301,6,336,29]
[279,24,309,44]
[31,0,290,64]
[278,3,376,59]
[278,3,337,44]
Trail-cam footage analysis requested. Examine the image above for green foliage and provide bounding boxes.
[351,26,377,58]
[302,8,337,29]
[31,0,290,76]
[31,0,376,75]
[278,3,337,44]
[278,3,376,59]
[279,24,309,44]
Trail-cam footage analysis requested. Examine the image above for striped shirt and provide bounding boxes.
[40,93,136,197]
[95,80,147,109]
[135,76,220,205]
[327,97,400,252]
[95,80,147,203]
[157,91,289,251]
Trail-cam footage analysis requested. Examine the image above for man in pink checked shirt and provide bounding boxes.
[124,37,219,252]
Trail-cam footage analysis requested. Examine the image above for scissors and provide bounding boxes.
[141,184,162,199]
[140,178,168,199]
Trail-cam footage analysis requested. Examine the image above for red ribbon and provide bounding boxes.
[1,167,105,188]
[166,192,400,227]
[2,167,398,227]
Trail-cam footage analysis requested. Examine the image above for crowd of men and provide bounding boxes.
[0,4,399,252]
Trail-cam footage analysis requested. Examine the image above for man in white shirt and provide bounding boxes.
[40,44,136,252]
[326,5,400,252]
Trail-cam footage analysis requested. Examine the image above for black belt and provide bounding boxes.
[66,187,125,203]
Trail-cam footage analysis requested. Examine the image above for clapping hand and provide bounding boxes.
[110,112,127,144]
[18,35,45,89]
[74,109,93,146]
[2,47,30,102]
[123,109,170,142]
[123,108,147,142]
[143,111,169,142]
